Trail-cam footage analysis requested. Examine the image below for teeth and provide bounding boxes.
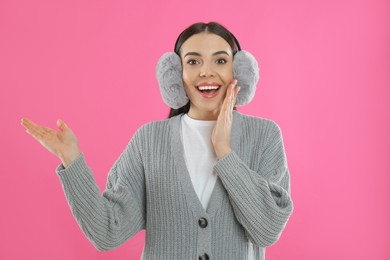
[197,86,220,90]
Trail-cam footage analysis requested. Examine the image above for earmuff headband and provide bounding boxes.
[157,33,259,109]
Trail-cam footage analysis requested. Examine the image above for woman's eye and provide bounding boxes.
[216,59,227,64]
[187,60,199,65]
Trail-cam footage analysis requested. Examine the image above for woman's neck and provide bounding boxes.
[187,108,220,121]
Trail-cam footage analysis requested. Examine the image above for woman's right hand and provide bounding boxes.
[21,118,81,168]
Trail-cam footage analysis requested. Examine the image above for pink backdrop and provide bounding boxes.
[1,0,389,259]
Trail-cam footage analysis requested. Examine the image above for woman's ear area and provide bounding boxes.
[233,50,260,106]
[156,52,189,109]
[155,50,260,109]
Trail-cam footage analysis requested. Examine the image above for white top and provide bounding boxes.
[181,114,218,210]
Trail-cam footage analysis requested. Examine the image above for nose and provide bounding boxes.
[199,63,215,78]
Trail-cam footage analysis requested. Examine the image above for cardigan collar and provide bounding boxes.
[169,111,243,217]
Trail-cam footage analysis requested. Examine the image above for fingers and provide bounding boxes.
[229,79,237,99]
[21,118,34,129]
[21,118,46,140]
[233,85,240,105]
[57,119,68,131]
[222,80,236,110]
[21,118,39,133]
[21,118,58,141]
[226,79,240,112]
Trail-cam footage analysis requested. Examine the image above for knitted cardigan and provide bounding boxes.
[56,111,293,259]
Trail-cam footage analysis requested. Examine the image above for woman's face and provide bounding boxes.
[180,32,234,120]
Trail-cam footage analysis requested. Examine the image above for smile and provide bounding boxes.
[195,84,221,99]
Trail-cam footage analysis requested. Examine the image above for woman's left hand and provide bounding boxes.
[212,79,240,159]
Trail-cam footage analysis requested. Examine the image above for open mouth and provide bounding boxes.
[196,85,221,98]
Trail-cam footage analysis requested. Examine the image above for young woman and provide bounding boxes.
[21,22,293,260]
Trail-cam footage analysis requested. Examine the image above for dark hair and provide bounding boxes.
[168,22,240,118]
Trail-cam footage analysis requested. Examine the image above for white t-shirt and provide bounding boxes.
[181,114,218,210]
[182,114,256,260]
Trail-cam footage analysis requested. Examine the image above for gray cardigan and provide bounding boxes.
[57,111,293,259]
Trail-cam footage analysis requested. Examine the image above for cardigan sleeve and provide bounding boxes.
[214,122,293,247]
[56,130,146,251]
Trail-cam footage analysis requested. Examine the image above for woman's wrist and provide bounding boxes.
[215,147,232,160]
[60,150,81,168]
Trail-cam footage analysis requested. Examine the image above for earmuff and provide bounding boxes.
[156,33,259,109]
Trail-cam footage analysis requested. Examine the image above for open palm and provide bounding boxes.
[211,79,240,159]
[21,118,81,167]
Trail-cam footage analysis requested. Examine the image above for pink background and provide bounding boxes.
[1,0,389,259]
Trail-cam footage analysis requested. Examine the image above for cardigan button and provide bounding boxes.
[198,217,208,228]
[199,253,209,260]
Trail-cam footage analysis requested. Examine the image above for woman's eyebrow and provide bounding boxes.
[212,51,230,56]
[184,52,201,58]
[184,50,230,58]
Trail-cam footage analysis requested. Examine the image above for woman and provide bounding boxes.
[21,22,293,260]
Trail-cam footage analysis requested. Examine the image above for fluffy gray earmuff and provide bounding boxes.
[233,51,260,106]
[156,50,259,109]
